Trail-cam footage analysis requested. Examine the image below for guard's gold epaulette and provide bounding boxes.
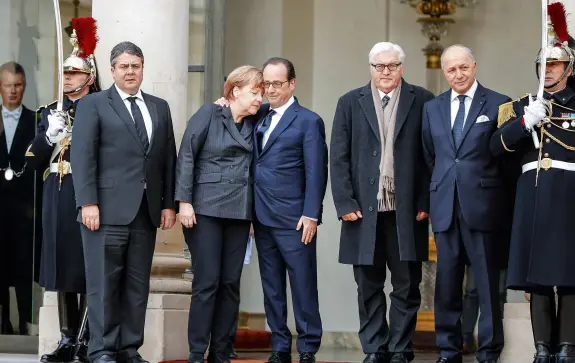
[36,100,57,113]
[497,94,530,128]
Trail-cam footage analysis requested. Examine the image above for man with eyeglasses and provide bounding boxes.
[253,57,328,363]
[422,44,512,363]
[331,42,434,363]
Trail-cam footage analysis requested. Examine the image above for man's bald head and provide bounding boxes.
[441,44,477,94]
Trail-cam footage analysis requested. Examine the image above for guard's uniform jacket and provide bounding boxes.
[26,97,85,293]
[491,86,575,289]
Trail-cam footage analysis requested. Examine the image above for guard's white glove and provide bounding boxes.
[523,97,547,131]
[46,112,67,144]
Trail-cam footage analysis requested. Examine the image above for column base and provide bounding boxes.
[38,292,192,363]
[500,302,535,363]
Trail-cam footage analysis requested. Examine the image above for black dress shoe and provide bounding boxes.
[299,352,315,363]
[93,355,117,363]
[363,353,387,363]
[267,351,292,363]
[207,351,230,363]
[556,344,575,363]
[40,336,76,362]
[532,342,553,363]
[436,357,462,363]
[478,360,498,363]
[389,353,408,363]
[228,347,238,359]
[188,352,205,363]
[125,355,149,363]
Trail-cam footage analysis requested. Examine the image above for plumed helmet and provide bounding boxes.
[62,17,99,94]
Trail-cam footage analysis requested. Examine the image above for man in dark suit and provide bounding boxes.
[0,61,41,336]
[71,41,177,363]
[331,42,434,363]
[253,57,328,363]
[421,44,511,363]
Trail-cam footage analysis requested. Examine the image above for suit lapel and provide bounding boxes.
[108,86,145,153]
[221,106,252,151]
[459,84,487,147]
[358,83,380,142]
[142,92,158,152]
[0,109,8,159]
[260,102,298,157]
[394,80,414,142]
[441,92,456,151]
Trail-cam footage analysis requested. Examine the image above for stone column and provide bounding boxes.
[39,2,192,362]
[0,0,12,63]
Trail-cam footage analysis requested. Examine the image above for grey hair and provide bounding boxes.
[0,61,26,85]
[441,44,475,69]
[110,41,145,67]
[368,42,406,64]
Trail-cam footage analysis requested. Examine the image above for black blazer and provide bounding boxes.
[0,105,38,210]
[71,85,177,227]
[331,79,434,265]
[175,104,254,221]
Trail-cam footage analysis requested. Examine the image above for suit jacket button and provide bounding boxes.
[370,178,375,184]
[455,159,459,163]
[141,178,146,183]
[373,151,377,156]
[244,166,248,171]
[243,181,247,186]
[369,206,373,212]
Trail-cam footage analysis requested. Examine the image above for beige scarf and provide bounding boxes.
[371,80,401,212]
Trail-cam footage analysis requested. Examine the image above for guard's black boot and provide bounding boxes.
[40,335,76,363]
[71,342,89,363]
[41,292,81,362]
[556,344,575,363]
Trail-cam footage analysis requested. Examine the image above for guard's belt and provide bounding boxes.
[522,158,575,173]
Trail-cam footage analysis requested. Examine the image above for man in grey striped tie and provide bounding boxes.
[421,44,513,363]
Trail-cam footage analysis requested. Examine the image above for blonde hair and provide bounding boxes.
[223,65,264,100]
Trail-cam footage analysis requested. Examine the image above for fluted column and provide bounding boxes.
[92,0,191,293]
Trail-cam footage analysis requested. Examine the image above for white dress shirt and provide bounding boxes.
[450,79,478,129]
[377,87,396,103]
[262,95,295,148]
[115,84,153,141]
[1,104,22,153]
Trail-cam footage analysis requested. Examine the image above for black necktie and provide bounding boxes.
[127,96,149,150]
[382,95,390,110]
[257,109,276,153]
[452,95,466,148]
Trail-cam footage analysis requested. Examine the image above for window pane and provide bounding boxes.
[189,0,206,66]
[187,71,205,119]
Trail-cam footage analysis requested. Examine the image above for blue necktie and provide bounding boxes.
[257,109,276,153]
[452,95,467,148]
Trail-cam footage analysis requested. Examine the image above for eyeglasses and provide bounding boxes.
[371,63,402,72]
[263,80,289,89]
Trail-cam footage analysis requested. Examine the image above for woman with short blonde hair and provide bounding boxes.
[175,65,264,363]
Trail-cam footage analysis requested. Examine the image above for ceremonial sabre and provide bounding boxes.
[53,0,64,111]
[532,0,550,149]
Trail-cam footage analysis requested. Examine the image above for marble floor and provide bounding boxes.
[0,350,478,363]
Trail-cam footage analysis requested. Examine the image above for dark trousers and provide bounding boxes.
[461,267,507,343]
[81,196,156,360]
[184,214,250,354]
[434,200,504,362]
[353,211,422,360]
[254,222,322,354]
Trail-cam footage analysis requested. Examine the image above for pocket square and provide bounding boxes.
[476,115,490,123]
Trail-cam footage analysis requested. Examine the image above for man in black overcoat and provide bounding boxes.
[330,42,434,363]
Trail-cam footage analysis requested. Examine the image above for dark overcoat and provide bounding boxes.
[330,79,434,265]
[25,97,86,292]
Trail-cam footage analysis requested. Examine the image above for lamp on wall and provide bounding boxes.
[399,0,481,94]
